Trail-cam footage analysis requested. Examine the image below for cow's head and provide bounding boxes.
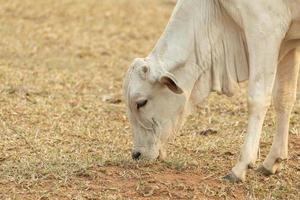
[123,58,188,161]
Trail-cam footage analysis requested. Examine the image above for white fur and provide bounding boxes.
[123,0,300,181]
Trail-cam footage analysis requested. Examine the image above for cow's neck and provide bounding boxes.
[149,0,200,72]
[148,0,249,104]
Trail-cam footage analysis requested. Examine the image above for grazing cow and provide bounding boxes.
[123,0,300,182]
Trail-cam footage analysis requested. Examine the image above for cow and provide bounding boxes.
[123,0,300,182]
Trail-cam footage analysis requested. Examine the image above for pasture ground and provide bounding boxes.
[0,0,299,199]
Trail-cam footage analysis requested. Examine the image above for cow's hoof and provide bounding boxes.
[223,171,242,183]
[256,165,274,176]
[248,163,255,169]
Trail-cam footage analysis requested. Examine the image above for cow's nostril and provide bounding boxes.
[132,151,141,160]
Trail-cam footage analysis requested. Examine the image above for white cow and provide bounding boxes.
[123,0,300,182]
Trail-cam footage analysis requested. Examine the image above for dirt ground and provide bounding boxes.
[0,0,299,199]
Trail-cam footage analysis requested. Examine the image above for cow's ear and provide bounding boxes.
[159,73,183,94]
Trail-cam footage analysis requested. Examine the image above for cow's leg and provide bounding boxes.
[258,49,300,175]
[224,32,287,182]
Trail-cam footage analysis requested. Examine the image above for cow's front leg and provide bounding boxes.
[225,93,272,182]
[224,34,287,182]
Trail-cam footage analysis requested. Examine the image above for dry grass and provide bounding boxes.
[0,0,299,199]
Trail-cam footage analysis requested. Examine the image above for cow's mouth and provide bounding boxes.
[131,146,166,161]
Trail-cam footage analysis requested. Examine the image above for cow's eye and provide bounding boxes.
[136,99,148,110]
